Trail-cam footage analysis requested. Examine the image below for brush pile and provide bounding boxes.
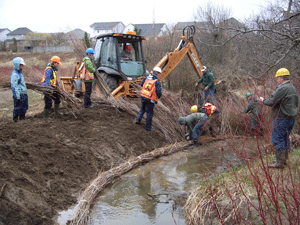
[0,81,82,116]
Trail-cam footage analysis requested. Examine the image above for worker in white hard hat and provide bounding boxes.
[259,68,299,168]
[135,67,162,131]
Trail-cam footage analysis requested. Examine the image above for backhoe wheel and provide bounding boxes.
[99,72,118,92]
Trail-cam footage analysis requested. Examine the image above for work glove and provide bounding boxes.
[204,86,209,91]
[16,99,21,104]
[150,100,156,104]
[184,133,191,141]
[195,83,198,87]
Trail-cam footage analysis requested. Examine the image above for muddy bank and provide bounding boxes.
[0,101,169,225]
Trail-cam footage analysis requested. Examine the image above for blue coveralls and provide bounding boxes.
[42,65,61,110]
[11,58,28,120]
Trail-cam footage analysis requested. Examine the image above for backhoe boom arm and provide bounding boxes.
[154,26,203,82]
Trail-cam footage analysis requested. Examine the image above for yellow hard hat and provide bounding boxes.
[275,68,290,78]
[191,105,198,113]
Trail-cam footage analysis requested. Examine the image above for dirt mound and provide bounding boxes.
[0,101,169,225]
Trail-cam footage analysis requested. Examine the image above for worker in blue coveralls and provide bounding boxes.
[11,57,28,122]
[135,67,162,131]
[41,56,62,117]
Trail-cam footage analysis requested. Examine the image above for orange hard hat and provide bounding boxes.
[51,56,61,64]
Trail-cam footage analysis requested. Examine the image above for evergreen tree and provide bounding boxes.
[84,32,91,48]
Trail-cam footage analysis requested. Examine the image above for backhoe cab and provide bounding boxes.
[94,31,147,98]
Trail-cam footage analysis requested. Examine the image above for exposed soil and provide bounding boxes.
[0,100,170,225]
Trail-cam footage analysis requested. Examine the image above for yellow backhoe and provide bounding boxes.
[60,26,214,98]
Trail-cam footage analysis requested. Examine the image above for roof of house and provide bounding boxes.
[90,22,124,30]
[66,28,88,39]
[0,28,10,33]
[134,23,165,36]
[8,27,32,36]
[174,22,208,31]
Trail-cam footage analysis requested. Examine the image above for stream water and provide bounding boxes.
[56,140,244,225]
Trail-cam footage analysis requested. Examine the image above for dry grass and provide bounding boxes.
[184,145,300,224]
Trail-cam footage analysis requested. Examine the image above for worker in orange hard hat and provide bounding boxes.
[121,44,132,61]
[41,56,62,117]
[259,68,299,168]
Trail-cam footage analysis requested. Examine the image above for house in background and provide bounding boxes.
[90,22,124,38]
[0,28,10,42]
[66,28,89,40]
[6,27,32,52]
[174,21,209,33]
[124,23,167,39]
[174,18,243,34]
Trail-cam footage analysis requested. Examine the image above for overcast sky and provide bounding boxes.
[0,0,268,33]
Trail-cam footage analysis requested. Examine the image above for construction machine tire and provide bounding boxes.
[100,72,118,92]
[73,79,83,98]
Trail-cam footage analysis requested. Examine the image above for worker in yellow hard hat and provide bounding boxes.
[259,68,299,168]
[41,56,62,117]
[186,103,220,145]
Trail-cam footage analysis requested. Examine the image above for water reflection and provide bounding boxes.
[87,146,240,225]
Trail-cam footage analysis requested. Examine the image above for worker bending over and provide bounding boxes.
[178,112,207,142]
[190,103,220,145]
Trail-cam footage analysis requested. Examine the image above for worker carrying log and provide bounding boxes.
[41,56,62,117]
[179,103,220,145]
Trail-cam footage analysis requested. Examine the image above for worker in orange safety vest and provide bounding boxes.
[135,67,162,131]
[41,56,61,117]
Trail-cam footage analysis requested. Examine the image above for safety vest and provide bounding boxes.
[79,60,94,81]
[141,79,158,102]
[41,66,57,88]
[202,103,216,117]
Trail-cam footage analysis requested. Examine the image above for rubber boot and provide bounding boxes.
[19,115,25,120]
[13,116,18,122]
[44,109,50,118]
[54,104,63,115]
[193,139,198,146]
[269,151,284,169]
[283,149,289,165]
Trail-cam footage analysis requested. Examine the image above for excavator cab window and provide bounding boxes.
[99,37,118,71]
[118,41,144,78]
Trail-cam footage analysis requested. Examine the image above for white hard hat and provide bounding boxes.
[20,58,26,65]
[153,67,162,74]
